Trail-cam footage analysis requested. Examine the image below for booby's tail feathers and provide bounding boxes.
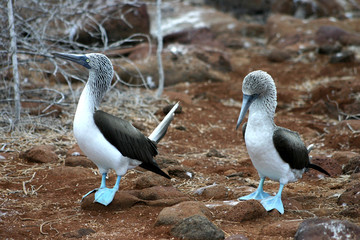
[149,102,179,143]
[308,163,330,176]
[140,162,171,179]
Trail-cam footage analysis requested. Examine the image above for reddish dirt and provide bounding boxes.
[1,29,360,240]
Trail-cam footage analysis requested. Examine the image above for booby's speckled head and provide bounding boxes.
[53,52,113,76]
[236,70,277,130]
[54,52,114,107]
[242,70,274,96]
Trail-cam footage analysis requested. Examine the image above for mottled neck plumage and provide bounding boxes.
[87,71,110,110]
[250,79,277,121]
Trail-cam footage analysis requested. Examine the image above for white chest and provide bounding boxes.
[244,110,298,183]
[72,87,132,175]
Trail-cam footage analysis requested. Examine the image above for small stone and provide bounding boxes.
[329,50,355,63]
[134,171,172,189]
[65,156,97,168]
[295,218,360,240]
[21,145,59,164]
[206,148,226,158]
[220,200,267,222]
[337,183,360,206]
[155,201,211,226]
[171,215,225,240]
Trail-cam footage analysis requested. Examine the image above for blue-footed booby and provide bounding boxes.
[236,70,329,214]
[53,52,179,206]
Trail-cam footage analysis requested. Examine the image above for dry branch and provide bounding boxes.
[7,0,21,128]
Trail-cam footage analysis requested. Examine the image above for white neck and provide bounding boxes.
[248,97,276,130]
[73,84,96,132]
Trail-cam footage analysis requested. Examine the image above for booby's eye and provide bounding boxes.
[86,59,90,63]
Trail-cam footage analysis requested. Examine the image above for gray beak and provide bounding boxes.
[53,52,91,69]
[236,94,258,130]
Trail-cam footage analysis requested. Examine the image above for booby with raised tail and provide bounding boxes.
[236,70,329,214]
[54,52,179,206]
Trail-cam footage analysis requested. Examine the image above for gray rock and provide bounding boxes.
[155,201,211,226]
[295,218,360,240]
[171,215,225,240]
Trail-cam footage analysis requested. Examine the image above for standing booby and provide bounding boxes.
[236,70,329,214]
[53,52,179,206]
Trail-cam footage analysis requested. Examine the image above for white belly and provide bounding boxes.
[73,91,141,175]
[245,112,302,184]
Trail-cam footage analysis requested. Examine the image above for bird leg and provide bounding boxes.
[238,177,270,200]
[260,183,285,214]
[94,175,121,206]
[81,173,108,202]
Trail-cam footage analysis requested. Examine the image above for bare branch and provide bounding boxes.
[7,0,21,127]
[156,0,164,97]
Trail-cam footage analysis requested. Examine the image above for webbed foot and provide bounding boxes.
[260,195,284,214]
[238,190,271,201]
[94,187,118,206]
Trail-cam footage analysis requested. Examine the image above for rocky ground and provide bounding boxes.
[1,0,360,239]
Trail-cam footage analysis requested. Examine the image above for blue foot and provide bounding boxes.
[94,187,118,206]
[260,183,285,214]
[81,174,122,206]
[238,177,270,200]
[238,190,271,201]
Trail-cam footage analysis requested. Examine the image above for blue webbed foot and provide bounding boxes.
[238,177,270,200]
[260,195,284,214]
[94,187,118,206]
[260,183,285,214]
[81,174,122,206]
[238,190,271,201]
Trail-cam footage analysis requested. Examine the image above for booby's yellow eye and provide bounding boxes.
[86,59,90,63]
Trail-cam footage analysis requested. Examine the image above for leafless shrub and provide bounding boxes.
[0,0,162,139]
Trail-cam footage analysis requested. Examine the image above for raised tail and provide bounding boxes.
[148,102,179,143]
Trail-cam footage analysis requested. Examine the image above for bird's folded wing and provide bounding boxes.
[273,127,309,170]
[93,110,158,164]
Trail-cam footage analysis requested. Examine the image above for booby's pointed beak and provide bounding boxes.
[236,94,258,130]
[53,52,91,69]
